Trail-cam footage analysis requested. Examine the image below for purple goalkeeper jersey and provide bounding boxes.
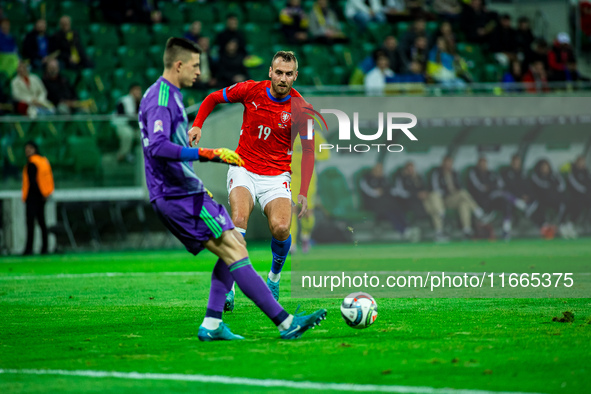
[139,77,205,201]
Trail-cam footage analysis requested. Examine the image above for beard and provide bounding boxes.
[272,81,291,95]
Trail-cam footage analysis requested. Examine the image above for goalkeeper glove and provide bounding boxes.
[198,148,244,167]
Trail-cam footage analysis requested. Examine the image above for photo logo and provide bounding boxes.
[305,109,418,153]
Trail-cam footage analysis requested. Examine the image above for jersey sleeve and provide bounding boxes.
[145,106,182,160]
[223,80,256,103]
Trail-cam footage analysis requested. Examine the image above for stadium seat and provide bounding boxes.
[87,47,118,74]
[152,24,183,48]
[332,44,355,70]
[2,1,31,25]
[160,2,185,25]
[89,23,120,49]
[184,2,218,24]
[366,22,394,44]
[244,2,277,24]
[216,2,244,24]
[318,167,366,221]
[120,24,152,47]
[244,23,273,48]
[117,46,150,73]
[302,44,336,70]
[64,136,103,178]
[148,45,164,69]
[395,21,410,38]
[60,1,90,27]
[113,68,146,92]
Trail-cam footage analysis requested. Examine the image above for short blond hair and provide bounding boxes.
[271,51,298,71]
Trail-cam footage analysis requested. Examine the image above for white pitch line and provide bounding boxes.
[0,272,211,281]
[0,369,546,394]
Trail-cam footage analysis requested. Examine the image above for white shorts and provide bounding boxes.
[227,166,292,211]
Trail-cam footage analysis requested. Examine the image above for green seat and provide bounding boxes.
[332,44,355,70]
[244,2,277,24]
[302,44,336,69]
[322,66,347,85]
[148,45,164,69]
[145,68,160,84]
[426,21,439,36]
[366,22,394,44]
[3,2,31,25]
[120,24,152,47]
[244,23,273,48]
[217,2,244,24]
[152,24,183,48]
[160,2,185,25]
[60,1,90,27]
[318,167,366,221]
[112,68,145,91]
[64,136,102,178]
[184,3,218,24]
[395,21,410,38]
[89,23,120,49]
[87,47,118,74]
[117,46,150,71]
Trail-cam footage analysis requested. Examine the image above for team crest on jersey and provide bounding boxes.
[154,120,163,133]
[281,111,291,123]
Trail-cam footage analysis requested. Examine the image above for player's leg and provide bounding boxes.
[225,166,256,311]
[263,197,292,300]
[203,229,327,339]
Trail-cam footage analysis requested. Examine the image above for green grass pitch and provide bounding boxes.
[1,240,590,393]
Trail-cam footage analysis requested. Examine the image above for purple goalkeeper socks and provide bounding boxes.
[228,257,289,326]
[205,259,234,319]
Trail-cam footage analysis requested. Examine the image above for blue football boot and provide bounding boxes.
[280,307,327,340]
[198,322,244,342]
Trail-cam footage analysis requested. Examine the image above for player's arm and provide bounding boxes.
[147,107,242,166]
[189,82,251,146]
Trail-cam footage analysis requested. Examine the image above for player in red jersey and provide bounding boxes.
[189,51,314,308]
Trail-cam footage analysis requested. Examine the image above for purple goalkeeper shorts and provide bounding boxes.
[152,192,234,255]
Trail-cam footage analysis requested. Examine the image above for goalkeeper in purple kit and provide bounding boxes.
[140,37,326,341]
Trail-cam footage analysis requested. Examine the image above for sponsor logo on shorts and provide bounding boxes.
[154,120,163,133]
[229,179,233,188]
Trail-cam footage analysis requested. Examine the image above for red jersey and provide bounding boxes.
[193,80,315,196]
[194,80,311,175]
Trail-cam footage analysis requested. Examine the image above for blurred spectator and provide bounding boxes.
[364,53,394,96]
[0,18,17,53]
[113,83,142,163]
[501,154,530,205]
[467,157,526,239]
[401,18,426,54]
[383,0,410,23]
[280,0,309,45]
[430,155,491,238]
[22,141,54,256]
[216,39,248,87]
[50,15,91,70]
[489,14,517,66]
[390,161,442,242]
[345,0,386,31]
[184,21,202,43]
[426,37,466,88]
[192,36,216,90]
[405,0,427,19]
[432,0,462,22]
[547,32,588,82]
[528,159,572,239]
[429,21,456,54]
[309,0,348,44]
[460,0,496,44]
[404,35,428,70]
[215,14,247,57]
[11,61,55,117]
[42,59,79,114]
[22,19,52,71]
[522,60,549,93]
[524,38,549,70]
[501,59,524,92]
[360,163,401,232]
[377,36,405,74]
[392,60,426,83]
[565,156,591,232]
[514,17,535,57]
[0,18,19,77]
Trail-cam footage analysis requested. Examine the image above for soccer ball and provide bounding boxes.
[340,292,378,329]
